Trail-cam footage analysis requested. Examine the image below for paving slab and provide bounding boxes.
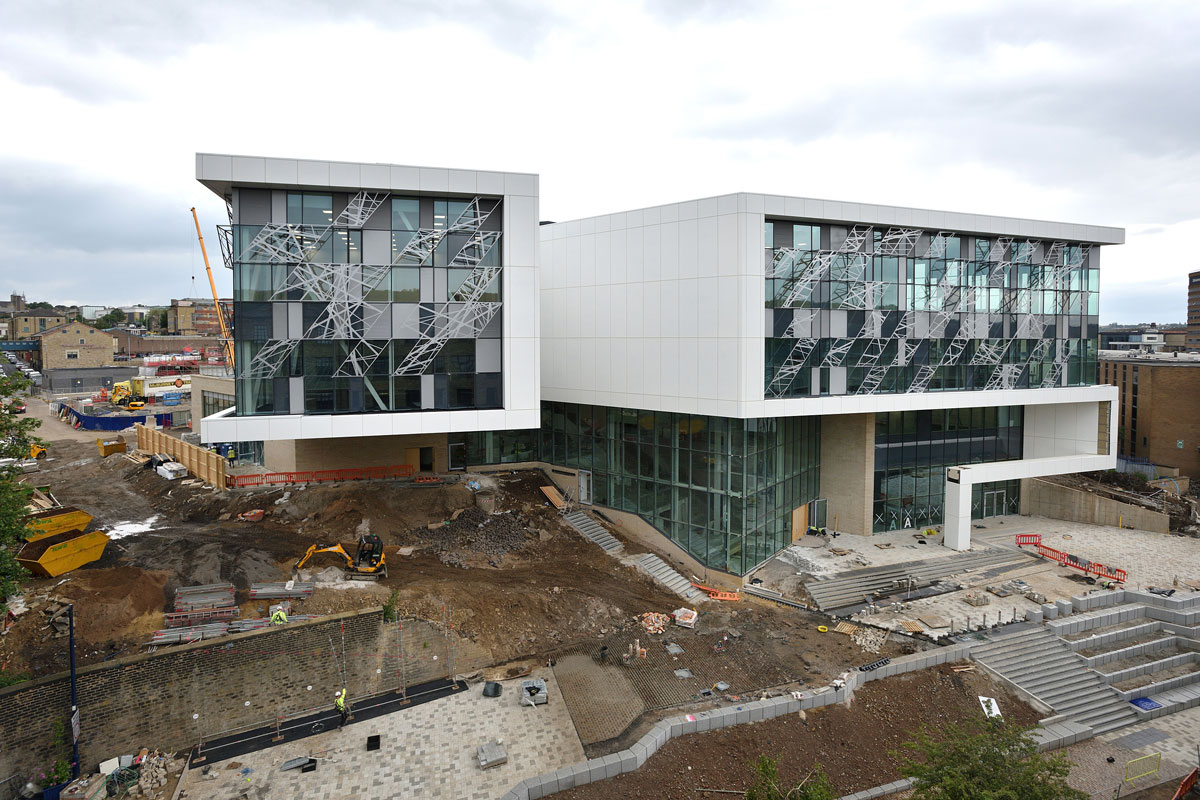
[177,669,583,800]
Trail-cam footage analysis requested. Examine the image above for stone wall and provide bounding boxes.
[0,610,472,779]
[819,413,874,535]
[1019,477,1170,533]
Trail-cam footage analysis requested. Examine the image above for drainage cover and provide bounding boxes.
[665,643,685,655]
[673,668,694,679]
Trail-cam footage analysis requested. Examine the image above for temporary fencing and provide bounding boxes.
[226,464,415,489]
[1015,533,1128,583]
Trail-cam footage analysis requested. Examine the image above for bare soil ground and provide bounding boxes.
[553,662,1042,799]
[5,438,895,690]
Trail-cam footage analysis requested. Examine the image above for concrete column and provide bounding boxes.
[943,467,972,550]
[819,413,874,535]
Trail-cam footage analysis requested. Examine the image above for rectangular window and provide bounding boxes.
[392,197,419,231]
[65,350,79,360]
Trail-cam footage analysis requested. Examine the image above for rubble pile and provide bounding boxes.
[413,507,532,567]
[851,626,890,654]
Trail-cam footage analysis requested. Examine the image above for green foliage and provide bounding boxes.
[1130,471,1149,487]
[45,719,71,784]
[382,588,401,622]
[25,301,53,310]
[95,309,127,329]
[744,756,835,800]
[0,668,29,687]
[897,717,1087,800]
[1,371,41,603]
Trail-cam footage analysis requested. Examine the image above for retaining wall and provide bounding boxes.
[1020,478,1170,533]
[0,610,475,780]
[499,643,1085,800]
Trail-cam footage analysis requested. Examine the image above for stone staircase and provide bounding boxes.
[563,511,623,553]
[628,553,707,603]
[803,548,1031,612]
[971,628,1140,735]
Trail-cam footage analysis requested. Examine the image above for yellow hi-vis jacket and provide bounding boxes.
[335,692,346,711]
[270,609,287,624]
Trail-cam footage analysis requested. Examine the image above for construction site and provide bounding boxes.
[0,401,1198,800]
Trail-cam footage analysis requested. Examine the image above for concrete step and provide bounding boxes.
[803,548,1030,611]
[630,554,706,603]
[564,512,624,553]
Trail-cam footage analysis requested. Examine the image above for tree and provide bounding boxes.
[744,756,835,800]
[897,717,1087,800]
[25,301,52,310]
[95,309,127,329]
[1,371,42,604]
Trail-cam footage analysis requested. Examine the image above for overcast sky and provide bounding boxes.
[1,0,1195,323]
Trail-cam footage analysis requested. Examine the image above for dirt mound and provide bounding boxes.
[556,663,1042,799]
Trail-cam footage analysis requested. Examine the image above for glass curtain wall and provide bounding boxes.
[873,406,1023,531]
[232,192,502,416]
[537,402,820,575]
[765,221,1100,397]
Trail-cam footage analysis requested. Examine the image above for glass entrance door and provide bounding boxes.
[578,470,593,505]
[983,490,1006,518]
[448,442,466,471]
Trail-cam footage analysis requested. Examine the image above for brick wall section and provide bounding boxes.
[1101,358,1200,477]
[0,611,407,778]
[35,326,114,370]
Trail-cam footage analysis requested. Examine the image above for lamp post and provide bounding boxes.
[68,604,79,780]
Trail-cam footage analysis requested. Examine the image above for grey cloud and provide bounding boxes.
[0,0,560,103]
[692,3,1200,222]
[0,159,229,305]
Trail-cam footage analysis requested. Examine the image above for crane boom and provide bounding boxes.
[190,207,236,369]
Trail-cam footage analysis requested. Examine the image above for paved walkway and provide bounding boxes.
[1062,705,1200,798]
[180,670,584,800]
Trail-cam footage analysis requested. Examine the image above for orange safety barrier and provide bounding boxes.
[1171,767,1197,800]
[691,582,741,601]
[226,464,415,489]
[1016,533,1127,583]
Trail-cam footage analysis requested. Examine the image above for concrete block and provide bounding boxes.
[1043,603,1058,620]
[602,753,622,778]
[619,750,637,773]
[631,742,649,768]
[584,758,606,784]
[1026,608,1043,623]
[554,766,575,791]
[1072,596,1086,612]
[682,717,699,733]
[749,703,765,721]
[696,713,713,732]
[735,707,751,724]
[669,720,685,737]
[1055,599,1072,617]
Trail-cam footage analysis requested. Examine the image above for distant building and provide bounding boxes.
[6,309,69,339]
[166,298,232,337]
[79,306,110,321]
[0,293,26,314]
[1188,270,1200,349]
[1098,324,1185,353]
[110,329,226,361]
[32,322,116,370]
[1100,350,1200,476]
[121,305,152,325]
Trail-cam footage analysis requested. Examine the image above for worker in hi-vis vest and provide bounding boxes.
[335,689,348,728]
[270,607,287,625]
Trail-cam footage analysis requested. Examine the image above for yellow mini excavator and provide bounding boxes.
[294,534,387,580]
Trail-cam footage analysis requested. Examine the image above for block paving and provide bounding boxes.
[179,670,584,800]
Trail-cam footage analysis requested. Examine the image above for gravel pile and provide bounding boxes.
[414,507,532,567]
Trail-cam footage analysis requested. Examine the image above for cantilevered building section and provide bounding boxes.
[194,154,539,472]
[537,194,1121,573]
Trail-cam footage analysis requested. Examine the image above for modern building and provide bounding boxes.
[166,298,232,336]
[1188,270,1200,349]
[194,153,540,473]
[1100,350,1200,477]
[528,194,1120,569]
[32,322,116,369]
[6,309,69,339]
[79,306,110,321]
[195,152,1121,573]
